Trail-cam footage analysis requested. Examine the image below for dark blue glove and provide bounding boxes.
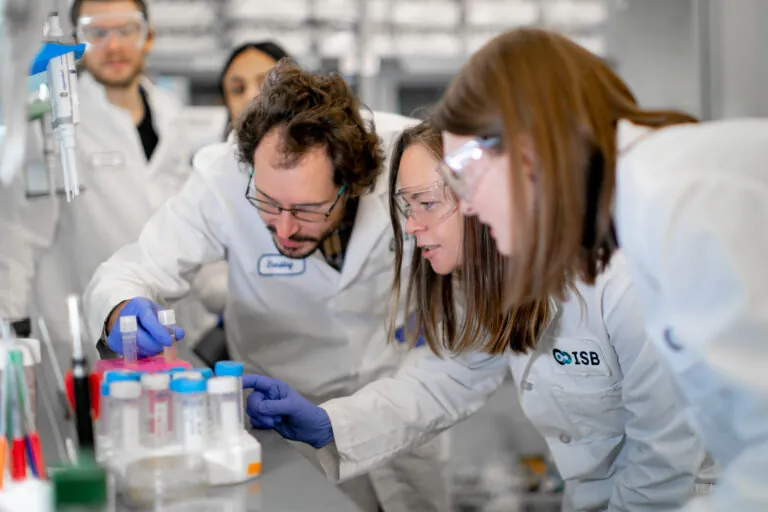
[29,43,86,75]
[243,374,334,449]
[107,297,184,358]
[394,313,426,347]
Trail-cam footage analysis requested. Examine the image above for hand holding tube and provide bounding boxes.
[106,298,184,357]
[243,374,334,449]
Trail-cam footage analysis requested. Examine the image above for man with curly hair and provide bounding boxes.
[83,61,448,512]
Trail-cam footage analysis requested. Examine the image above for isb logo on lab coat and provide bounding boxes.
[258,255,306,276]
[553,348,601,366]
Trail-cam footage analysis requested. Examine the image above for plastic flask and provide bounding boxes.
[170,378,208,452]
[140,373,172,448]
[157,309,178,362]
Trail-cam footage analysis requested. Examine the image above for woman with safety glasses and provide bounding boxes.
[430,28,768,509]
[241,120,715,511]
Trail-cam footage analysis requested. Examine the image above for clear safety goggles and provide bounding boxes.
[76,11,149,50]
[393,180,457,226]
[438,137,501,199]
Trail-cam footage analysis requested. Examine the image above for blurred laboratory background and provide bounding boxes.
[48,0,768,153]
[31,1,768,510]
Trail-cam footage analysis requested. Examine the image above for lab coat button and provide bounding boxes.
[522,381,533,391]
[559,433,572,444]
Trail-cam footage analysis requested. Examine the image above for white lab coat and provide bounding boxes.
[0,72,217,347]
[613,118,768,510]
[318,252,712,511]
[82,111,451,512]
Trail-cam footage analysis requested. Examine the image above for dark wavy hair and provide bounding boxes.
[235,61,384,196]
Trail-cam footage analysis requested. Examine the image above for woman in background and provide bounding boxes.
[218,41,291,138]
[242,120,713,511]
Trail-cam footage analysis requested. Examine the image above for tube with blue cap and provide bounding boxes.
[214,361,244,421]
[170,378,208,452]
[97,370,141,461]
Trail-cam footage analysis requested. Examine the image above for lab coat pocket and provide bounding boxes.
[551,382,625,440]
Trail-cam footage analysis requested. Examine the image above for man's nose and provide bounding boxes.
[274,211,299,238]
[105,32,122,51]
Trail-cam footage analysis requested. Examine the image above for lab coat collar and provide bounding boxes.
[336,174,390,290]
[617,119,655,155]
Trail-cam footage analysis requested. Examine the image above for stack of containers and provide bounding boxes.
[98,360,260,488]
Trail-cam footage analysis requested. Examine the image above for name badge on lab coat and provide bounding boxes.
[90,151,125,170]
[551,338,611,377]
[258,255,306,277]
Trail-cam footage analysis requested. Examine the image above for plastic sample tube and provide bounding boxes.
[109,381,141,456]
[140,373,172,448]
[207,377,242,441]
[214,361,244,425]
[102,370,142,447]
[157,309,178,362]
[170,379,208,452]
[194,368,213,380]
[120,316,138,364]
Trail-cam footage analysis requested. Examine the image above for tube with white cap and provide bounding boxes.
[157,309,178,362]
[207,377,242,442]
[120,316,138,364]
[109,380,141,457]
[140,373,172,449]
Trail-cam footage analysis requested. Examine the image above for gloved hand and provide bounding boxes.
[243,374,334,449]
[394,313,426,347]
[106,297,184,358]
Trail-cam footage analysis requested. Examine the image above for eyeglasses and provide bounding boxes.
[245,170,346,223]
[77,11,149,50]
[438,137,501,199]
[393,180,457,226]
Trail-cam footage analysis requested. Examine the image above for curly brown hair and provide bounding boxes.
[235,61,384,196]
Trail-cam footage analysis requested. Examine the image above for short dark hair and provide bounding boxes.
[236,61,384,196]
[70,0,150,29]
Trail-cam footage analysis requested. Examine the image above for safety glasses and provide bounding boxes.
[245,169,346,223]
[76,11,149,50]
[393,180,457,226]
[438,137,501,199]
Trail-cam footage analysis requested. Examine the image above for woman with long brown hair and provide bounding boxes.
[241,120,712,511]
[431,27,767,508]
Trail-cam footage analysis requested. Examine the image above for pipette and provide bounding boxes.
[67,294,95,454]
[8,349,26,481]
[157,309,178,362]
[0,322,11,489]
[11,349,45,479]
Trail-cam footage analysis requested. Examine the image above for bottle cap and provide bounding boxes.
[194,368,213,380]
[157,309,176,326]
[104,370,141,383]
[100,380,110,397]
[207,376,238,395]
[170,378,206,394]
[110,380,141,399]
[140,373,171,391]
[120,315,137,333]
[214,361,244,378]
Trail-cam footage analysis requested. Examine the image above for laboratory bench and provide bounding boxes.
[34,337,360,512]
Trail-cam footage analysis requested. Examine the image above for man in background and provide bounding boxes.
[0,0,216,348]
